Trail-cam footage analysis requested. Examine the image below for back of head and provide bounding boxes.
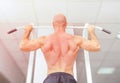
[52,13,67,28]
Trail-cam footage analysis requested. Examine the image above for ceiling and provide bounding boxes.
[0,0,120,83]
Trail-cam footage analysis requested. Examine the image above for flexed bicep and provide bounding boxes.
[75,36,100,52]
[80,38,100,51]
[19,36,45,51]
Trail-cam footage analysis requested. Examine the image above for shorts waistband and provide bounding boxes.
[47,72,73,77]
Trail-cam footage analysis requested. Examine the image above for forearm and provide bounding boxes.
[22,25,33,41]
[87,25,101,51]
[23,30,31,40]
[89,31,101,51]
[20,30,31,49]
[89,31,99,44]
[19,25,33,50]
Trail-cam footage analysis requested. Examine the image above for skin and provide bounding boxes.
[19,14,100,76]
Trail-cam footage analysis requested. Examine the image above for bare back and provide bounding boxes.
[41,33,80,75]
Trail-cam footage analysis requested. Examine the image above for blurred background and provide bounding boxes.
[0,0,120,83]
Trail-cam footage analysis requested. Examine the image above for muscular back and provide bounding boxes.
[41,33,80,75]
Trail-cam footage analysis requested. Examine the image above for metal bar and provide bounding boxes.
[8,25,111,34]
[26,51,35,83]
[16,25,102,29]
[74,28,87,83]
[31,51,36,83]
[26,30,37,83]
[83,24,93,83]
[16,26,85,29]
[71,28,77,81]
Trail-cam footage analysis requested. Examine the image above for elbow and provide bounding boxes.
[92,41,101,52]
[19,43,29,51]
[88,44,101,52]
[93,45,101,52]
[19,44,25,51]
[95,47,101,51]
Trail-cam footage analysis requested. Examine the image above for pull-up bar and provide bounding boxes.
[7,23,111,34]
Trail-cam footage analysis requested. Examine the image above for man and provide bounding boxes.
[19,13,100,83]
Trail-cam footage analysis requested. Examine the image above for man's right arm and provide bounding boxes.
[19,25,46,51]
[76,25,101,52]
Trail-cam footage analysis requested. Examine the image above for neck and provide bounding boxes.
[54,26,66,33]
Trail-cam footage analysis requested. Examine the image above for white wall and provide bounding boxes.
[0,41,25,83]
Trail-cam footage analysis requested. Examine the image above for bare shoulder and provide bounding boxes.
[40,34,55,42]
[65,33,74,38]
[37,36,47,44]
[73,35,83,45]
[74,35,82,40]
[38,36,47,40]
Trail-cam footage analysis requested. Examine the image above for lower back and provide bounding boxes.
[47,63,74,76]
